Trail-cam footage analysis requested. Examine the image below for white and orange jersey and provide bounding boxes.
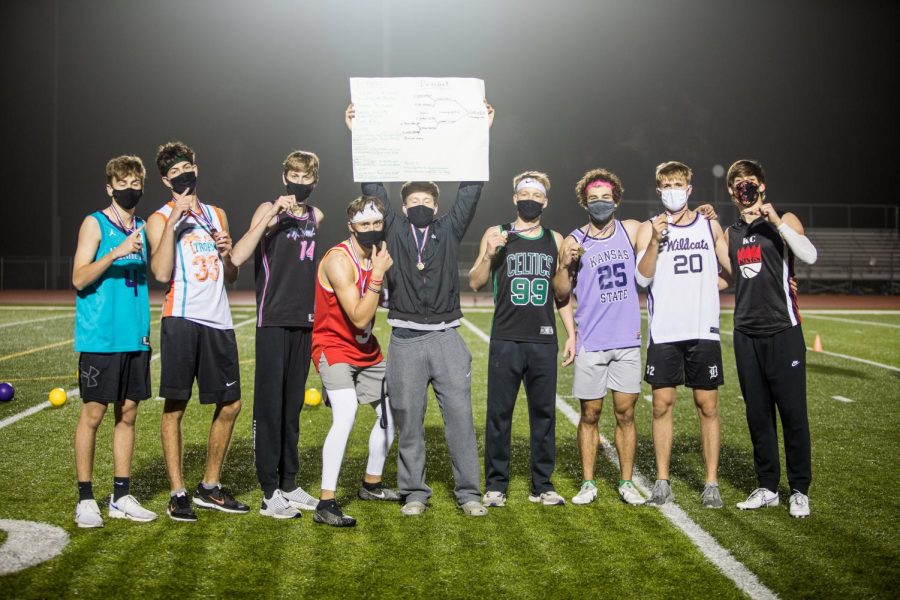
[155,201,233,329]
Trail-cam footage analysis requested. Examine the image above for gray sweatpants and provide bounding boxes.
[386,328,482,505]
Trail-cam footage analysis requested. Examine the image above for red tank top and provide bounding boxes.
[312,241,382,369]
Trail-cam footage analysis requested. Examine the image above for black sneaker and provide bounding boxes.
[358,482,401,502]
[167,493,198,522]
[192,484,250,514]
[312,500,357,527]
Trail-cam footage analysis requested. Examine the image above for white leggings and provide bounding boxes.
[320,388,395,493]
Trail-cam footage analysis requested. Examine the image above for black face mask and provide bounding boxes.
[516,199,543,221]
[286,182,314,203]
[355,229,385,249]
[112,188,143,210]
[169,171,197,195]
[406,205,435,228]
[735,180,759,207]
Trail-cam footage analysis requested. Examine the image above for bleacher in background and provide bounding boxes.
[800,228,899,293]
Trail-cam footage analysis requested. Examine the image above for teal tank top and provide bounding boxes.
[74,211,150,353]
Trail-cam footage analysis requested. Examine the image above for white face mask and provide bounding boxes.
[660,188,689,213]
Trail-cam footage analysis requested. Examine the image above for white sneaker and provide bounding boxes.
[482,491,507,507]
[528,490,566,506]
[108,494,157,522]
[617,481,645,505]
[260,490,301,519]
[459,500,488,516]
[737,487,779,510]
[789,491,810,519]
[282,486,318,511]
[75,499,104,528]
[401,500,427,516]
[572,481,598,505]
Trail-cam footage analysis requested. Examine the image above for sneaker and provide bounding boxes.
[193,483,250,514]
[736,487,779,510]
[482,491,507,507]
[313,500,356,527]
[108,494,158,522]
[282,486,318,512]
[528,490,566,506]
[789,491,810,519]
[617,481,645,506]
[401,500,427,516]
[167,493,197,522]
[75,499,104,528]
[646,480,675,506]
[701,484,724,509]
[571,481,598,505]
[358,482,401,502]
[260,490,301,519]
[459,500,488,516]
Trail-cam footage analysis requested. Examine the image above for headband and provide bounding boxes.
[586,180,614,193]
[515,178,547,195]
[162,155,191,174]
[350,202,384,224]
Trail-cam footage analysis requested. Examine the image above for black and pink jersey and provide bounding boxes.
[254,208,319,328]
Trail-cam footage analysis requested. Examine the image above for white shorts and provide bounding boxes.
[318,357,386,405]
[573,347,642,398]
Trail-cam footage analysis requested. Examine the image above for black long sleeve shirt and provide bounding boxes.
[362,181,483,326]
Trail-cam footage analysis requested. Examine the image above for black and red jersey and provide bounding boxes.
[728,216,800,336]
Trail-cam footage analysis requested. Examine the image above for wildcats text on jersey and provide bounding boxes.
[662,237,710,252]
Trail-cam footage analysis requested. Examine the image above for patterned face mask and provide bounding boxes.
[735,180,759,207]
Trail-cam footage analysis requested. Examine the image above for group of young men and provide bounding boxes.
[72,102,817,529]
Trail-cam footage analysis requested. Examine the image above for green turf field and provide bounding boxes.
[0,305,898,598]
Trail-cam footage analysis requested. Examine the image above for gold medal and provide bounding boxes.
[416,261,425,271]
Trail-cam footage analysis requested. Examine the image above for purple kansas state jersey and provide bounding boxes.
[571,220,641,353]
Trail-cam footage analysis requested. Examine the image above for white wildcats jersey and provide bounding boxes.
[646,213,720,343]
[156,201,233,329]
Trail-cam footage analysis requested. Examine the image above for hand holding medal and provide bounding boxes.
[113,224,146,259]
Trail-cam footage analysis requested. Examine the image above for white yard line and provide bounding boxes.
[802,314,900,329]
[0,318,256,432]
[0,314,72,329]
[718,330,899,373]
[459,317,778,600]
[832,396,854,403]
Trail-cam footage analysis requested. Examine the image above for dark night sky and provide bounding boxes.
[0,0,896,284]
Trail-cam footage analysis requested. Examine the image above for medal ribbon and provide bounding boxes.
[410,224,430,268]
[109,204,136,234]
[347,239,371,298]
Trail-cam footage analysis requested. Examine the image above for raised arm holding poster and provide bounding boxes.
[350,77,490,182]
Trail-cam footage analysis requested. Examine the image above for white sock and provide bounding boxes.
[365,398,395,478]
[320,388,359,492]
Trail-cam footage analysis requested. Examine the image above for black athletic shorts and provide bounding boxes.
[159,317,241,404]
[644,339,724,389]
[79,350,151,403]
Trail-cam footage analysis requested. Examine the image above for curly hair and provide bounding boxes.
[574,168,624,208]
